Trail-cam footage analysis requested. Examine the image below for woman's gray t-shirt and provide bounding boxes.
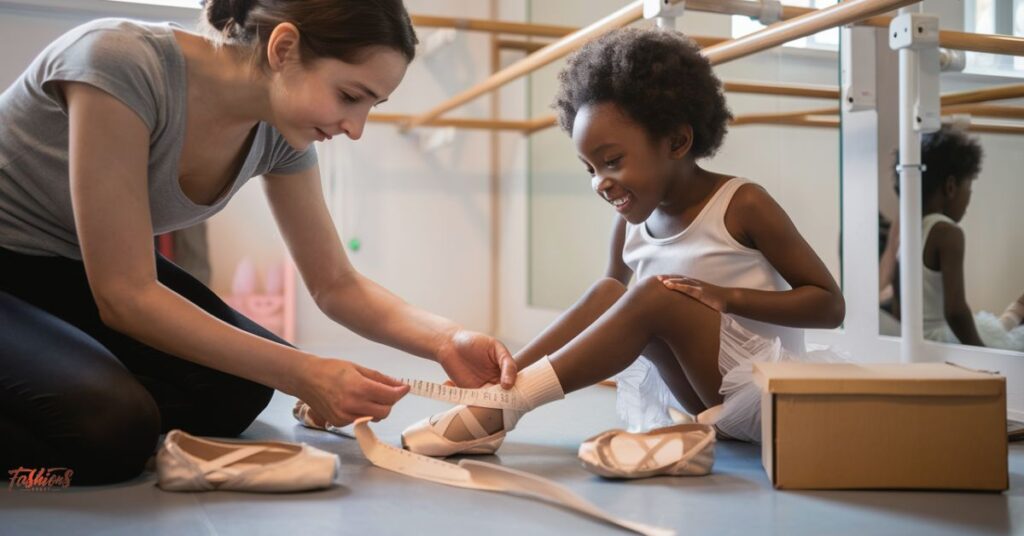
[0,18,318,259]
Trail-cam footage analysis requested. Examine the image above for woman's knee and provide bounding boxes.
[192,377,274,437]
[67,377,161,483]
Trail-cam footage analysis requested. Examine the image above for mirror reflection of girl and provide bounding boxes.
[886,127,1024,350]
[398,28,846,456]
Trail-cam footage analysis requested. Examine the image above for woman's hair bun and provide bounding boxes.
[205,0,257,33]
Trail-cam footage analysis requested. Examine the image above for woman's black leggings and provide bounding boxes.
[0,247,283,485]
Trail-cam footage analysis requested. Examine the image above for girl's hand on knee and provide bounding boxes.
[658,275,731,313]
[298,357,410,427]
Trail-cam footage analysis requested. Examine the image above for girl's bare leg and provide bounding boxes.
[548,277,722,404]
[642,338,708,415]
[445,277,720,440]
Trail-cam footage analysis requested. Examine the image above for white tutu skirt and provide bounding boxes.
[614,315,846,443]
[925,311,1024,352]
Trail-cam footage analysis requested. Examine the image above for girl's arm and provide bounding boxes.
[709,183,845,329]
[262,162,516,388]
[63,82,407,427]
[514,217,633,367]
[932,223,985,346]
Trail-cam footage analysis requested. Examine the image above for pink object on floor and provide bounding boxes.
[224,258,296,343]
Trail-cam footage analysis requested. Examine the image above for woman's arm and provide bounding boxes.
[262,164,515,388]
[664,183,845,329]
[64,82,406,426]
[932,223,985,346]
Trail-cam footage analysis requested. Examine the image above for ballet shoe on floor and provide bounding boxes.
[157,429,339,492]
[578,423,716,479]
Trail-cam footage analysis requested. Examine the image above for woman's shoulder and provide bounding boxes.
[52,18,172,61]
[34,18,182,133]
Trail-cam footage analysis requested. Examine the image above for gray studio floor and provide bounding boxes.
[3,345,1022,536]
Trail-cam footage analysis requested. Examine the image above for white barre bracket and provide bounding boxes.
[939,48,966,72]
[889,13,941,133]
[943,113,972,132]
[841,26,877,112]
[417,126,456,153]
[420,28,457,58]
[758,0,782,25]
[644,0,686,30]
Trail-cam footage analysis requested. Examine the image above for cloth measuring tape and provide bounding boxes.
[399,378,532,411]
[352,417,673,536]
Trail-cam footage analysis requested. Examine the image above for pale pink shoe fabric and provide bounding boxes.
[157,429,340,492]
[577,423,716,479]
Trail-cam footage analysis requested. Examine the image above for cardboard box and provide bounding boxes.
[754,362,1007,491]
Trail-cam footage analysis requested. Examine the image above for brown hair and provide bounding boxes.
[203,0,418,66]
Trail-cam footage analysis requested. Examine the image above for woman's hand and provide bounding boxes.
[658,275,734,313]
[295,356,410,427]
[435,329,517,389]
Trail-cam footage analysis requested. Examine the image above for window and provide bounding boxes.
[964,0,1024,75]
[731,0,839,51]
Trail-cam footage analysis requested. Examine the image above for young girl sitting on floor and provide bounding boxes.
[392,27,846,455]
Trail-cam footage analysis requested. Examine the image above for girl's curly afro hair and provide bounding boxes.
[553,27,732,159]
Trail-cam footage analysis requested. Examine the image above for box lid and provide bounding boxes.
[753,362,1004,396]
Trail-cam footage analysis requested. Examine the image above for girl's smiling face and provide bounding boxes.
[572,102,688,224]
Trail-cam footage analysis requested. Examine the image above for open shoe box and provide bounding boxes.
[754,362,1007,491]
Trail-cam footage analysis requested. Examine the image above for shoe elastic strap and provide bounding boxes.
[600,428,716,473]
[671,429,716,470]
[435,407,490,440]
[199,445,289,475]
[629,435,682,472]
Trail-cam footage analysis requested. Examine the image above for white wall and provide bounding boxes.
[0,0,498,351]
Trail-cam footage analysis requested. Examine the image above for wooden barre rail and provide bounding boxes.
[404,0,912,130]
[700,0,919,65]
[942,103,1024,119]
[410,15,576,39]
[402,1,645,130]
[723,81,838,99]
[368,113,552,131]
[369,109,1024,136]
[421,9,1024,57]
[406,0,1024,131]
[498,35,729,53]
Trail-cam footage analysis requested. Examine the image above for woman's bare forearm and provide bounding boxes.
[314,271,458,361]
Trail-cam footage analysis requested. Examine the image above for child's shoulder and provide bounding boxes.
[726,179,776,214]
